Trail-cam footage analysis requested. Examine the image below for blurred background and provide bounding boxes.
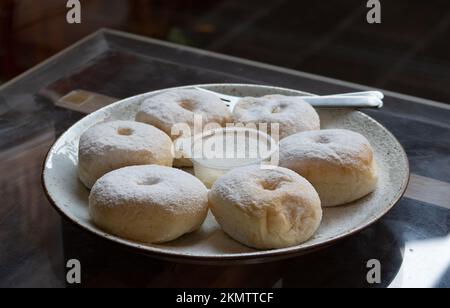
[0,0,449,103]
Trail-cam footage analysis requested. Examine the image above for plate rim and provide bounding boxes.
[42,83,411,264]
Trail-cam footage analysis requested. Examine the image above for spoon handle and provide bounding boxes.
[302,96,384,109]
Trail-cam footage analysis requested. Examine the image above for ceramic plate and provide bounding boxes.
[42,84,410,264]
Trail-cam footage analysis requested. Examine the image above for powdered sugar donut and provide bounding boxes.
[78,120,173,189]
[209,166,322,250]
[279,129,378,207]
[89,165,209,244]
[136,89,232,139]
[233,95,320,140]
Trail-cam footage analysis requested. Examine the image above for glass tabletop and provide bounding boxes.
[0,29,449,288]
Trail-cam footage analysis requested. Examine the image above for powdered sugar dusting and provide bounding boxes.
[233,95,320,139]
[79,120,172,156]
[136,89,232,138]
[211,165,320,213]
[90,165,208,215]
[280,129,374,169]
[78,120,173,188]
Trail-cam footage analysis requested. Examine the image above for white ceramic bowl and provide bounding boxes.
[191,127,278,188]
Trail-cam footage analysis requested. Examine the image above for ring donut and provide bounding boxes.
[233,95,320,140]
[209,165,322,249]
[78,120,173,189]
[136,89,232,139]
[89,165,209,243]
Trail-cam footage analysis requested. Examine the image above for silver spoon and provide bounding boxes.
[194,87,384,111]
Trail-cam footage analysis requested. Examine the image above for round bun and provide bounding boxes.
[78,120,173,189]
[209,166,322,249]
[279,129,378,207]
[136,89,232,139]
[233,95,320,140]
[89,165,209,244]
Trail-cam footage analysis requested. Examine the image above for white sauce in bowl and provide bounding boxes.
[191,127,278,187]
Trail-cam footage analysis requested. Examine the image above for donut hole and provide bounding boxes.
[260,180,281,191]
[271,105,284,114]
[314,135,331,144]
[178,99,196,111]
[137,177,161,186]
[117,127,134,136]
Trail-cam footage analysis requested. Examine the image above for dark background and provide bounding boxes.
[1,0,449,103]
